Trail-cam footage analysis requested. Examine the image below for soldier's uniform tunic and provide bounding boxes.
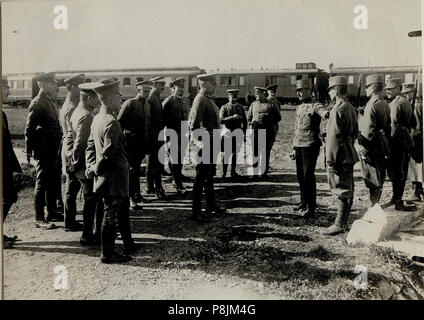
[293,98,328,212]
[388,94,416,203]
[219,101,247,176]
[247,97,281,176]
[408,99,423,183]
[162,93,189,189]
[86,111,133,259]
[66,101,104,240]
[190,92,221,215]
[25,90,62,221]
[118,95,149,200]
[146,89,165,191]
[358,94,391,205]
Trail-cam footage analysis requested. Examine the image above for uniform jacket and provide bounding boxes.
[86,111,129,198]
[326,98,359,166]
[59,95,79,138]
[267,96,281,110]
[219,102,247,131]
[25,91,62,159]
[146,90,163,141]
[162,94,188,134]
[293,100,328,147]
[358,94,391,159]
[118,96,149,156]
[389,94,416,137]
[189,92,220,132]
[412,99,423,137]
[2,111,22,203]
[247,98,281,129]
[65,102,95,179]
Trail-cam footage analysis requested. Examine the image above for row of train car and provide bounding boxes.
[4,63,422,107]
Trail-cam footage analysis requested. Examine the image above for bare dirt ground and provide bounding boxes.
[3,108,424,300]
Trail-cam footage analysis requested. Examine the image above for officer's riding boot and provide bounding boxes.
[34,191,46,221]
[230,153,240,178]
[146,168,155,194]
[322,199,346,235]
[342,197,353,230]
[369,188,380,207]
[221,163,228,179]
[418,182,424,196]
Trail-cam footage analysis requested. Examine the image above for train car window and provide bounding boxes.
[290,76,296,85]
[136,77,144,82]
[23,80,30,89]
[12,80,18,89]
[123,78,131,87]
[228,76,236,86]
[191,77,198,87]
[385,74,391,82]
[221,76,228,86]
[405,73,414,83]
[239,76,245,86]
[348,76,354,84]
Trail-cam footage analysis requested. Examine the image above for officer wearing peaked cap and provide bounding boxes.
[25,72,62,229]
[385,78,417,210]
[146,76,167,199]
[118,78,150,208]
[357,74,391,207]
[247,85,281,178]
[283,78,329,218]
[219,89,247,179]
[323,76,359,236]
[189,73,227,222]
[162,77,190,193]
[65,82,104,245]
[61,74,86,232]
[85,78,136,263]
[402,82,424,201]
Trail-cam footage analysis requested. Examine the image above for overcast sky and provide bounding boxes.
[1,0,422,74]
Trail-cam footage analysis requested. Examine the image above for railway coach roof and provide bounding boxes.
[330,65,422,74]
[212,68,321,75]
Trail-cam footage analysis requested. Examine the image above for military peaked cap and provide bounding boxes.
[402,82,415,93]
[197,73,217,82]
[295,79,311,90]
[227,89,239,94]
[328,76,348,89]
[365,74,384,87]
[266,84,278,91]
[64,74,85,85]
[93,77,122,97]
[253,86,267,92]
[150,76,165,83]
[34,72,56,83]
[78,82,98,95]
[386,78,402,89]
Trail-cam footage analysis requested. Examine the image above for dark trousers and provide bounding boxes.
[34,150,61,221]
[295,145,320,211]
[128,156,144,198]
[78,178,104,239]
[101,196,133,259]
[391,145,410,201]
[221,135,243,175]
[168,139,184,188]
[192,163,216,214]
[64,172,81,228]
[251,127,275,176]
[146,142,163,190]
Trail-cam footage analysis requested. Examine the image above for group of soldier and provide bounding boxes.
[1,70,422,263]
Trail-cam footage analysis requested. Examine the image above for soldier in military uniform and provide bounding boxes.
[219,89,247,179]
[65,83,104,245]
[25,72,62,229]
[323,76,359,235]
[190,73,226,222]
[146,76,166,199]
[385,78,417,211]
[267,84,281,143]
[85,78,136,263]
[247,86,281,178]
[357,74,391,207]
[61,74,86,231]
[2,78,22,247]
[118,80,150,207]
[286,79,329,217]
[403,82,423,201]
[162,77,189,192]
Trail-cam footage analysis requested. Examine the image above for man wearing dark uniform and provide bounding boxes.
[219,89,247,179]
[86,78,136,263]
[357,74,391,207]
[323,76,359,236]
[2,78,22,247]
[146,76,166,199]
[61,74,85,231]
[162,77,189,193]
[403,83,423,201]
[267,84,281,153]
[118,80,150,207]
[25,72,62,229]
[286,79,329,217]
[66,83,103,245]
[247,86,281,178]
[190,73,226,222]
[386,78,416,211]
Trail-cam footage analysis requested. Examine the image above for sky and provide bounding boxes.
[1,0,422,74]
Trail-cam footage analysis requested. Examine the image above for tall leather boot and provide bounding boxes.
[222,162,228,179]
[407,181,422,201]
[322,199,346,235]
[369,188,380,207]
[230,153,240,178]
[342,197,353,230]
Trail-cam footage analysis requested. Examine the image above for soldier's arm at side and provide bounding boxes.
[389,101,400,137]
[325,108,344,166]
[117,99,132,127]
[358,104,376,147]
[241,106,248,131]
[247,103,253,124]
[314,102,330,119]
[273,102,282,123]
[72,114,93,171]
[24,103,40,156]
[101,120,121,163]
[189,97,205,131]
[85,130,96,178]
